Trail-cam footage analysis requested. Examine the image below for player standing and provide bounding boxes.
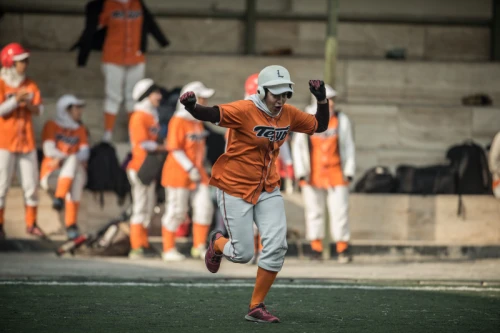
[127,78,164,259]
[291,85,356,263]
[40,95,89,240]
[179,65,329,323]
[161,81,215,261]
[0,43,44,239]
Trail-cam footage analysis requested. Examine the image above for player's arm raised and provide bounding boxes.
[309,80,329,133]
[179,91,220,123]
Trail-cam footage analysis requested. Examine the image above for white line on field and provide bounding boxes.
[0,281,499,292]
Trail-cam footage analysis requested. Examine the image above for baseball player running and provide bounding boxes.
[127,78,164,259]
[0,43,44,239]
[161,81,215,262]
[179,65,329,323]
[292,85,356,263]
[40,94,89,240]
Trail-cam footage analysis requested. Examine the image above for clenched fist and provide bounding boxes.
[309,80,326,102]
[179,91,197,112]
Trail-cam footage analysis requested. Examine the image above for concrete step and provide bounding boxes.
[3,189,500,246]
[1,3,491,61]
[15,51,500,108]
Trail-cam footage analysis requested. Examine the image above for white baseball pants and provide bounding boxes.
[40,155,87,202]
[127,169,156,227]
[162,185,214,231]
[102,62,146,114]
[0,149,38,208]
[301,185,350,242]
[217,187,287,272]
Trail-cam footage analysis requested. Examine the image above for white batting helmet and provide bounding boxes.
[257,65,294,99]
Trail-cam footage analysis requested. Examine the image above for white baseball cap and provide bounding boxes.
[258,65,294,95]
[325,84,337,99]
[57,94,85,111]
[133,78,160,101]
[181,81,215,99]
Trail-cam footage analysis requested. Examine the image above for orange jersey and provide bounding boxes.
[309,116,347,188]
[40,121,89,179]
[127,111,160,172]
[162,116,209,188]
[99,0,145,65]
[211,100,317,204]
[0,77,41,153]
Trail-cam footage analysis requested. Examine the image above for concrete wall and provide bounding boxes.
[19,52,500,107]
[0,12,491,60]
[4,189,499,245]
[1,0,492,20]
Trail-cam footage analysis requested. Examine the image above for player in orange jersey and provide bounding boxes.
[127,78,164,259]
[160,81,215,262]
[0,43,44,239]
[97,0,168,142]
[179,65,329,323]
[291,84,356,263]
[40,95,89,240]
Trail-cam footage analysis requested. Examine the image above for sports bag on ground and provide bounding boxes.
[354,166,396,193]
[86,142,130,206]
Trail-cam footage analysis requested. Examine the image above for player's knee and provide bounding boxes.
[238,250,254,264]
[230,244,254,264]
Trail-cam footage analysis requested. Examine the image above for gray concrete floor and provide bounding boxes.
[1,253,499,284]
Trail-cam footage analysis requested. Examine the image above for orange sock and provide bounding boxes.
[162,227,176,252]
[127,112,133,122]
[311,239,323,252]
[192,223,210,248]
[141,225,150,248]
[130,224,143,250]
[214,236,229,254]
[25,206,37,227]
[64,201,79,227]
[0,208,4,225]
[337,241,349,254]
[55,177,73,199]
[250,267,278,309]
[104,112,116,132]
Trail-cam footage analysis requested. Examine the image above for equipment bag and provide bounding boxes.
[86,142,130,206]
[355,166,396,193]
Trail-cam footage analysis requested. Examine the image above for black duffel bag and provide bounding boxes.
[355,166,396,193]
[396,165,455,195]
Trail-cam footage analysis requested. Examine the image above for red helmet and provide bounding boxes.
[244,73,259,96]
[1,43,30,68]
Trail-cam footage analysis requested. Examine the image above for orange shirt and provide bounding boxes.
[162,116,209,188]
[40,121,89,179]
[309,115,347,188]
[0,77,41,153]
[100,0,145,65]
[211,100,317,204]
[127,111,159,172]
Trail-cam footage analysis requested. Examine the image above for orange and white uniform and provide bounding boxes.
[40,95,89,228]
[489,131,500,198]
[100,0,146,140]
[0,76,42,228]
[127,98,160,251]
[291,87,356,254]
[161,88,214,257]
[213,98,318,272]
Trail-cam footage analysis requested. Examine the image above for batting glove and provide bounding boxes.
[309,80,326,102]
[180,91,197,112]
[188,167,201,182]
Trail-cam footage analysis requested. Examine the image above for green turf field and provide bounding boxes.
[1,281,499,333]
